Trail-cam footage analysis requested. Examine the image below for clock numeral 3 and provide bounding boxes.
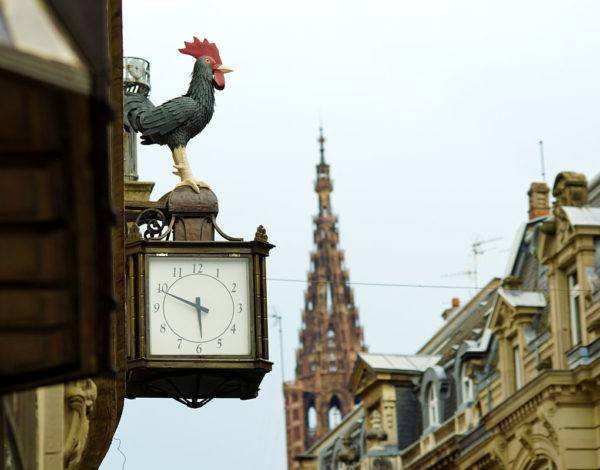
[238,303,243,313]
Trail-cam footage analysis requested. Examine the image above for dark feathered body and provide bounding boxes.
[124,58,216,150]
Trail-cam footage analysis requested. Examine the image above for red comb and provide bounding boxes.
[178,37,222,63]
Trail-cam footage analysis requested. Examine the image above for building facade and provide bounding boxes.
[298,171,600,470]
[0,1,125,468]
[284,132,365,470]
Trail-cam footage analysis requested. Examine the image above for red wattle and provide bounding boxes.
[213,71,225,90]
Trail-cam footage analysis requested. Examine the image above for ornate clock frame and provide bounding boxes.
[124,188,274,407]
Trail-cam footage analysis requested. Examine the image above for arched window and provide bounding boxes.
[328,396,342,429]
[427,383,439,427]
[460,362,474,404]
[327,328,336,348]
[307,406,317,435]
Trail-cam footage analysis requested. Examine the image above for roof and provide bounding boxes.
[358,352,439,373]
[499,289,546,308]
[562,206,600,226]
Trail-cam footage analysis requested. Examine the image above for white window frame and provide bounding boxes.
[427,383,439,426]
[460,362,474,404]
[513,343,523,390]
[568,272,582,346]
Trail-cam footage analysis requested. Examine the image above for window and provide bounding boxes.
[460,362,474,404]
[328,406,342,428]
[568,272,582,346]
[513,344,523,390]
[327,328,336,348]
[307,406,317,435]
[426,383,439,427]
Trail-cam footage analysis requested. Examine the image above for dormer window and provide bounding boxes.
[426,383,439,427]
[568,272,582,346]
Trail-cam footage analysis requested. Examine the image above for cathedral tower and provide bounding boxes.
[284,130,365,470]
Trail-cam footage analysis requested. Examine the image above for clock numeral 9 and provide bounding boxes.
[157,283,168,293]
[153,303,160,312]
[173,267,182,277]
[196,344,202,354]
[193,263,203,274]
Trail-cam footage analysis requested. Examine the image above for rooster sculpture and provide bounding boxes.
[124,37,232,192]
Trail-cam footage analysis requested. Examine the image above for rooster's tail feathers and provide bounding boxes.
[124,93,155,133]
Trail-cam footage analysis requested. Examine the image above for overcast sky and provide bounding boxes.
[100,1,599,468]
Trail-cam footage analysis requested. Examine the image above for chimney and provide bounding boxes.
[528,182,550,220]
[442,298,460,320]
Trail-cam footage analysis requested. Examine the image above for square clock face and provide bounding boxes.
[147,255,252,356]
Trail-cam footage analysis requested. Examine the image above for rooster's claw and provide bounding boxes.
[175,179,211,193]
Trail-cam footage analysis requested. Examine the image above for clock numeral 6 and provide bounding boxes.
[196,344,202,354]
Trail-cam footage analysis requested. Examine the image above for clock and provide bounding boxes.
[147,255,251,356]
[125,238,273,402]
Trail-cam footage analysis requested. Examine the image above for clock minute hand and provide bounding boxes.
[195,297,209,338]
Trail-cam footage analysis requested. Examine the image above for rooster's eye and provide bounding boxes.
[204,58,210,64]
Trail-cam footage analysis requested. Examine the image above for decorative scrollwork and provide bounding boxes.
[135,208,175,240]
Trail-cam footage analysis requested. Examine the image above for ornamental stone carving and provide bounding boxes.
[366,409,387,450]
[64,379,98,470]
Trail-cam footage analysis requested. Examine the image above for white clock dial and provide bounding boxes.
[147,256,251,356]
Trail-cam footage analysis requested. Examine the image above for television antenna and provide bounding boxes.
[441,238,502,289]
[472,237,502,289]
[270,307,285,384]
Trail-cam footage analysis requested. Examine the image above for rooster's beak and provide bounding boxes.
[217,65,233,74]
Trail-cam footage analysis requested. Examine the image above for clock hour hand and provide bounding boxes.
[163,291,198,310]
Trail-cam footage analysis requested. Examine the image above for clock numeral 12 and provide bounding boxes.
[193,263,203,274]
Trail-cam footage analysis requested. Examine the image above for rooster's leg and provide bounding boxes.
[171,146,210,193]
